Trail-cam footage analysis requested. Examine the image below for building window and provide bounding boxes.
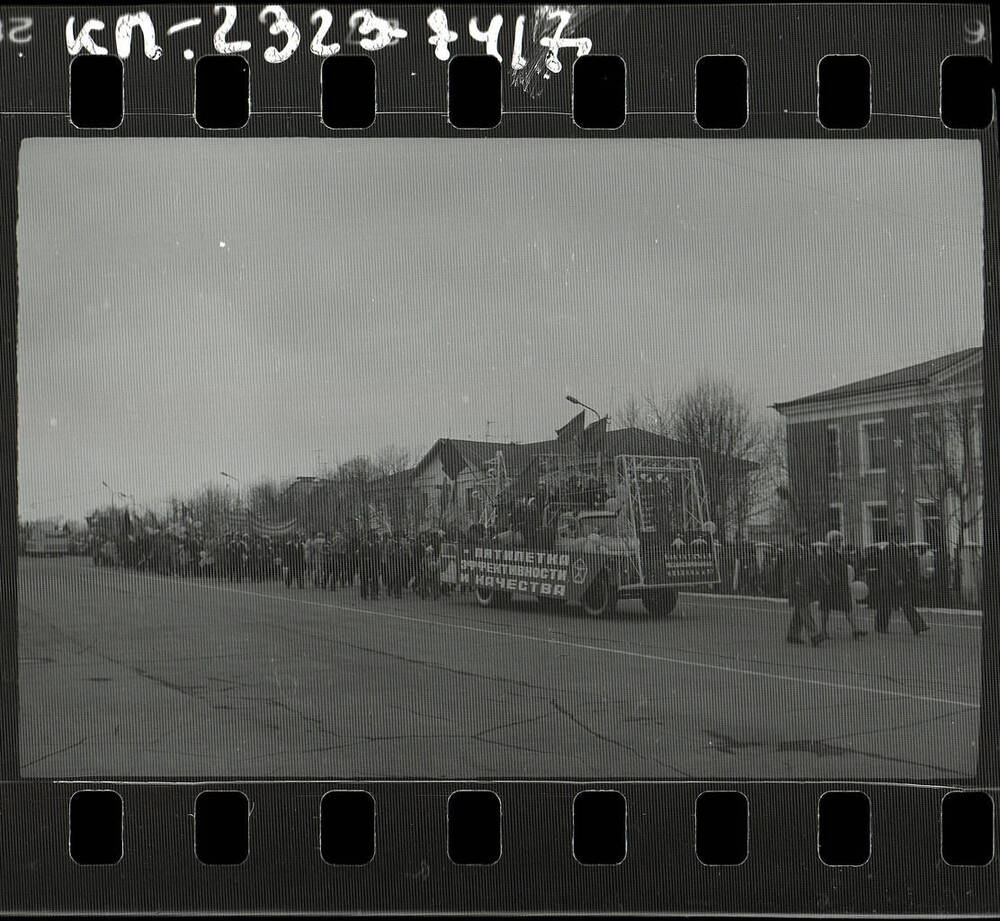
[825,425,841,477]
[828,503,843,535]
[916,499,943,548]
[911,412,936,468]
[863,501,889,545]
[860,419,887,473]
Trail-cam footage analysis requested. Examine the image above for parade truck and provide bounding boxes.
[439,455,721,617]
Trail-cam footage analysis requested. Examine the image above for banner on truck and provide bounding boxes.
[455,545,578,598]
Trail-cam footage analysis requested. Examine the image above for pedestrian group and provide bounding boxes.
[786,525,929,646]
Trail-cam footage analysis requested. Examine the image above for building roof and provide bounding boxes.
[412,426,753,482]
[286,426,757,496]
[772,347,981,412]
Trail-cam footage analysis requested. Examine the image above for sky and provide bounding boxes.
[17,138,984,523]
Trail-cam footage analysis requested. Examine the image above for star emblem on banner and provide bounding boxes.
[571,558,588,584]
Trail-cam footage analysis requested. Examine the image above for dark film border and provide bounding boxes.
[0,781,996,913]
[0,2,996,914]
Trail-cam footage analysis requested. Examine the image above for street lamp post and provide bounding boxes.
[565,395,609,491]
[565,394,602,420]
[101,481,116,510]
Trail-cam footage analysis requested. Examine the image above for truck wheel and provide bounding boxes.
[581,571,618,618]
[642,588,679,616]
[474,586,501,608]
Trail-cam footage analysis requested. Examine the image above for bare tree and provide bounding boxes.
[182,484,230,533]
[910,380,984,593]
[165,445,418,540]
[246,478,283,518]
[669,376,772,541]
[617,376,774,540]
[374,444,411,476]
[615,388,672,433]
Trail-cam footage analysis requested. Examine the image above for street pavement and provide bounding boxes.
[18,556,982,779]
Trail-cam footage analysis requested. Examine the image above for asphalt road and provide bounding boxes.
[18,556,982,779]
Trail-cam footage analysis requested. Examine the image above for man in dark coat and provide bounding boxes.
[238,533,250,582]
[284,533,305,589]
[784,528,827,646]
[359,530,380,600]
[384,536,407,598]
[320,534,336,591]
[817,530,866,640]
[875,527,929,635]
[342,531,358,587]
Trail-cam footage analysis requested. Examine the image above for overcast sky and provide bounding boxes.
[17,138,983,522]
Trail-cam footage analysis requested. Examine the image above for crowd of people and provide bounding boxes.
[83,519,452,603]
[50,466,952,632]
[272,529,446,601]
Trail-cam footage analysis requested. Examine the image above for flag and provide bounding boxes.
[513,456,540,495]
[556,410,586,446]
[581,416,608,452]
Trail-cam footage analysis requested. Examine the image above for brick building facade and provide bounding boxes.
[773,347,984,551]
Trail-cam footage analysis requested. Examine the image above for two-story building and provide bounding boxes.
[772,347,984,551]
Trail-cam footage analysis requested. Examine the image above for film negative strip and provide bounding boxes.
[1,2,997,914]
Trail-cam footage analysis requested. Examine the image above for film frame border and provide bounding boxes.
[0,2,997,913]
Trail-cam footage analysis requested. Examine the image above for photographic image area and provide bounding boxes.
[16,137,984,779]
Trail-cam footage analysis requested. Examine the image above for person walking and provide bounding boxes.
[310,532,326,588]
[875,527,929,636]
[329,530,346,590]
[420,544,441,600]
[321,533,336,591]
[359,529,380,600]
[784,527,827,646]
[238,533,250,582]
[343,530,359,588]
[381,536,400,598]
[303,534,315,587]
[285,533,305,590]
[817,530,867,640]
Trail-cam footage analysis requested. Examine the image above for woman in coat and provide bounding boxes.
[784,528,826,646]
[818,530,867,640]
